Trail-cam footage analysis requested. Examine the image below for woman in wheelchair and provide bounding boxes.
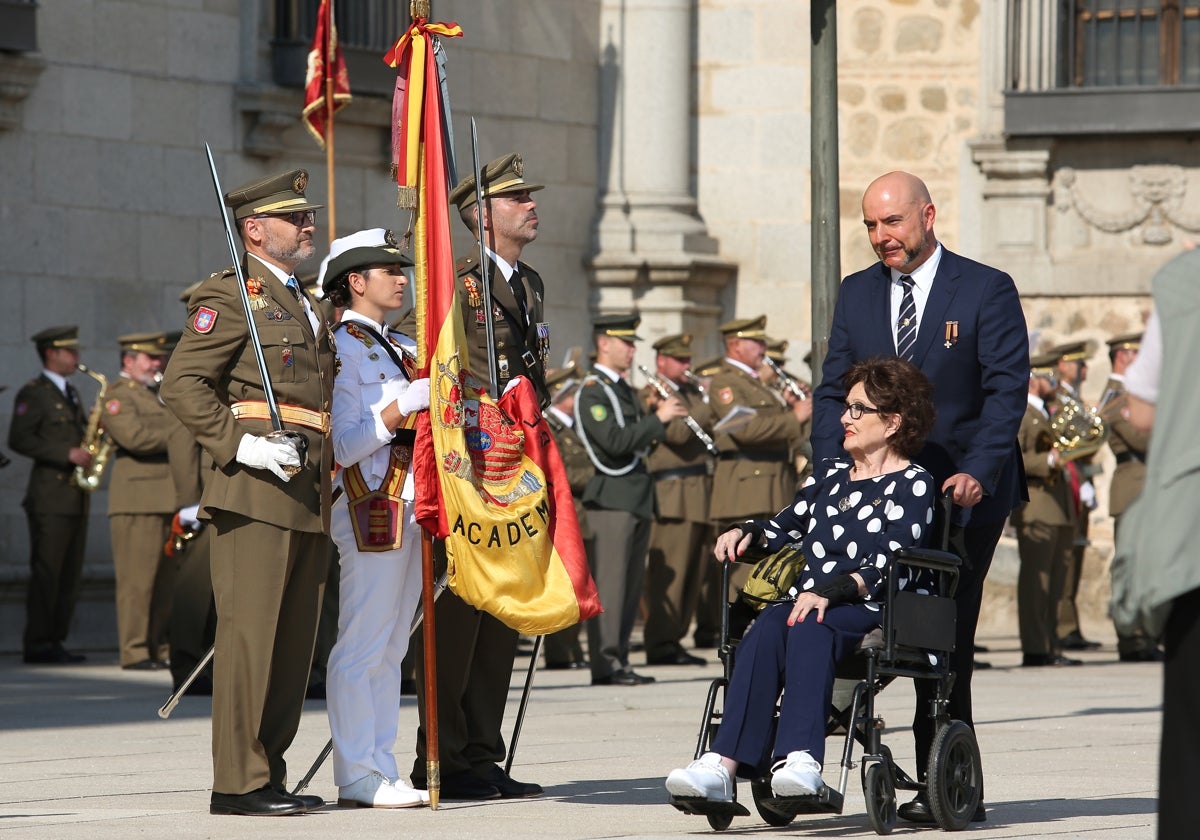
[665,356,936,803]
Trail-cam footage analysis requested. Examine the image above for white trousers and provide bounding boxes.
[326,497,424,786]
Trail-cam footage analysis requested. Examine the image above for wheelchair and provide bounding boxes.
[669,494,982,834]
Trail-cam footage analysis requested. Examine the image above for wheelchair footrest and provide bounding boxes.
[756,784,844,816]
[669,795,751,818]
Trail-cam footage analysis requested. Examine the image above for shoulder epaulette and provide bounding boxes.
[455,255,478,276]
[342,321,376,348]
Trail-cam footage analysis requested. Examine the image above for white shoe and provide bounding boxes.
[665,752,734,802]
[338,771,426,808]
[770,750,823,797]
[389,776,430,804]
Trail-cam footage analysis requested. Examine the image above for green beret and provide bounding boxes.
[448,153,544,211]
[224,168,324,221]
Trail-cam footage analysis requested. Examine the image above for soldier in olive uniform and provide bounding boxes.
[9,326,91,664]
[1013,352,1081,667]
[159,169,334,817]
[103,332,177,670]
[1048,340,1104,651]
[407,153,549,801]
[640,333,717,667]
[542,364,591,670]
[575,314,688,686]
[704,316,811,610]
[1100,331,1162,662]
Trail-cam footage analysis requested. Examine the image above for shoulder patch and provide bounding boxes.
[105,399,121,416]
[193,306,218,334]
[718,387,734,405]
[589,404,608,422]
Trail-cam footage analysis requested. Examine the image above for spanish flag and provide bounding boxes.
[385,14,599,635]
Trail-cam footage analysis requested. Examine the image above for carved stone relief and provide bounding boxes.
[1055,165,1200,246]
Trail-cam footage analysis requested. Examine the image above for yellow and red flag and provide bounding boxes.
[384,14,600,635]
[302,0,352,148]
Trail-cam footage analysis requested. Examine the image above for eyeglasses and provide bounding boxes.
[842,401,882,420]
[253,210,317,227]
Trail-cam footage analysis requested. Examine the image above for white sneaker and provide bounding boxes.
[338,771,426,808]
[770,750,823,797]
[389,776,430,803]
[665,752,734,802]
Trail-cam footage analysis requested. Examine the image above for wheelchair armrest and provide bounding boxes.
[892,547,961,573]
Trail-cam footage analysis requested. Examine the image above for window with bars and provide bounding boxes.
[272,1,410,97]
[1071,0,1200,86]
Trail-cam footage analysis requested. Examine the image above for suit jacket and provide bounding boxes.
[1010,403,1075,528]
[160,254,335,533]
[812,247,1029,527]
[1102,376,1149,517]
[8,374,89,515]
[708,361,804,521]
[101,376,175,516]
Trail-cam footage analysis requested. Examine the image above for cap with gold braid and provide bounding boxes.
[1048,339,1093,364]
[766,336,789,363]
[448,153,544,211]
[693,354,724,377]
[224,168,325,221]
[719,315,768,341]
[653,333,692,358]
[1106,331,1142,352]
[31,325,80,351]
[592,312,642,342]
[1030,350,1059,376]
[118,331,171,357]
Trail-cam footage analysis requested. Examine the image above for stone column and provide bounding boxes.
[590,0,735,364]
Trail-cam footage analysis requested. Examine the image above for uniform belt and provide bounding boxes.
[1115,451,1144,465]
[718,450,788,463]
[650,464,709,482]
[231,401,330,434]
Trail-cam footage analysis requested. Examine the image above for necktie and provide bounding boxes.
[285,276,302,302]
[896,275,918,361]
[508,272,528,323]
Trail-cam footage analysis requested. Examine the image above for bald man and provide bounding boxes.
[811,171,1029,824]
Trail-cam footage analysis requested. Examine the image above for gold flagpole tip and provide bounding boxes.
[411,0,430,20]
[427,760,440,810]
[396,185,418,209]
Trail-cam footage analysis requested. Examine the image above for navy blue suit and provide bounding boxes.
[812,245,1029,780]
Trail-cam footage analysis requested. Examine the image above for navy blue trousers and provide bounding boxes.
[711,600,879,772]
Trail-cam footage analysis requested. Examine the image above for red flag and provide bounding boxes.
[386,18,600,634]
[302,0,351,148]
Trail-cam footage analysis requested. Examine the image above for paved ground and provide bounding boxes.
[0,631,1161,839]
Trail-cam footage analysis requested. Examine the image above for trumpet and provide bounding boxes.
[762,356,808,402]
[637,365,719,457]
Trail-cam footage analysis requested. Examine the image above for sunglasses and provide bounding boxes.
[841,401,881,420]
[253,210,317,227]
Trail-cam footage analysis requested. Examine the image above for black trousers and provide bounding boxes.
[912,519,1004,780]
[1159,586,1200,839]
[24,511,88,654]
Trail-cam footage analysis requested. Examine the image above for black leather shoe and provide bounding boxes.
[472,764,543,798]
[24,646,86,664]
[545,660,588,670]
[210,785,306,816]
[898,792,985,823]
[1059,632,1102,651]
[271,784,323,811]
[646,650,707,666]
[123,659,168,671]
[1120,648,1165,662]
[592,668,655,686]
[974,659,993,670]
[414,770,500,801]
[1023,653,1082,667]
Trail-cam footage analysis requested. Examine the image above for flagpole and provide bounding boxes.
[325,0,337,245]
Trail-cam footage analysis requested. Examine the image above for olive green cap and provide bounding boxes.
[32,325,80,350]
[719,315,768,340]
[653,333,692,358]
[224,168,324,220]
[593,312,642,341]
[1048,339,1094,363]
[1106,331,1142,352]
[1030,350,1059,374]
[765,336,788,362]
[693,354,724,377]
[118,331,170,356]
[448,153,544,211]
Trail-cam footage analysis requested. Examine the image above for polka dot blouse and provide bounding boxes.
[757,458,936,609]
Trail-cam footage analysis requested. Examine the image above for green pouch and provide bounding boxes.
[738,544,806,611]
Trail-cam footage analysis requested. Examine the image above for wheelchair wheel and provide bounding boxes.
[863,761,896,835]
[706,811,734,831]
[750,778,795,827]
[927,721,982,831]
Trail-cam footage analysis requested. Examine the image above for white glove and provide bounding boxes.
[502,375,525,396]
[236,433,301,482]
[1079,479,1097,510]
[395,378,431,416]
[178,503,202,530]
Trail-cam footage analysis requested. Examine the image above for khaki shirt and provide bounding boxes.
[642,381,714,524]
[1011,402,1076,528]
[1102,376,1149,517]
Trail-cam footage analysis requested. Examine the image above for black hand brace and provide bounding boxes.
[815,574,860,605]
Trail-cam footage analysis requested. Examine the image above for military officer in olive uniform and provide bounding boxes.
[1048,340,1104,651]
[542,364,591,670]
[9,326,92,665]
[1013,352,1081,667]
[1100,331,1162,661]
[407,153,550,801]
[575,313,688,686]
[705,316,811,609]
[102,332,177,670]
[640,333,717,667]
[159,169,334,817]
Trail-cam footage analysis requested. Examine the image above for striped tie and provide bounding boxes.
[896,275,917,361]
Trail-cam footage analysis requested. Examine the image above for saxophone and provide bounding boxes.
[73,364,116,491]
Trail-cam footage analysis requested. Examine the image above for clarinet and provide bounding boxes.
[637,365,720,457]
